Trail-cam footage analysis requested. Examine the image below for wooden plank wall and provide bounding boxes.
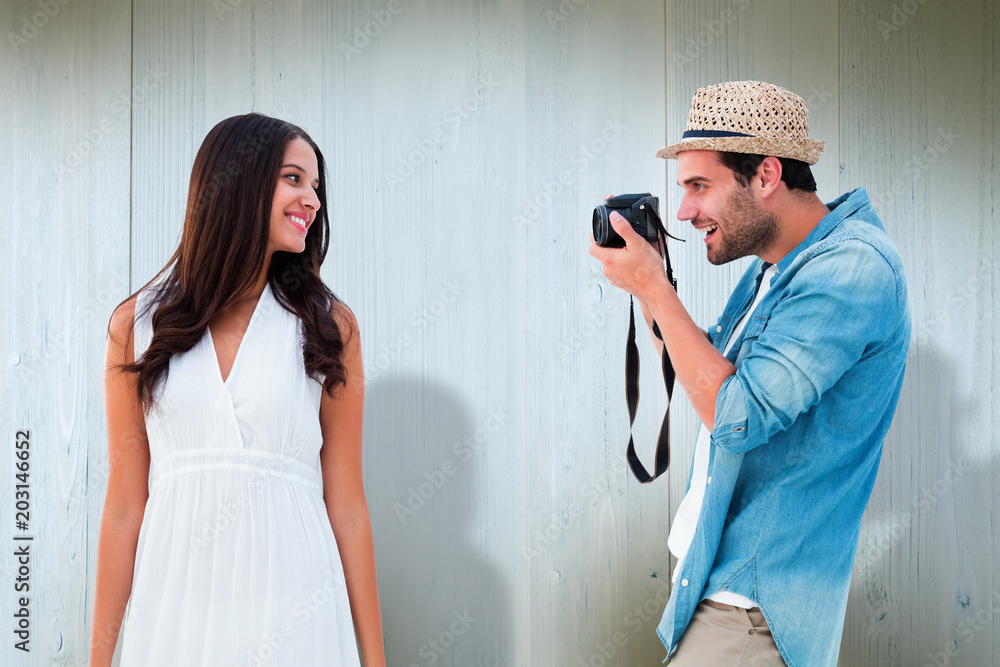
[3,0,133,665]
[839,0,999,665]
[662,4,843,645]
[2,0,996,665]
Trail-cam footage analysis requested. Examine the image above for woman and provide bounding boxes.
[90,113,385,666]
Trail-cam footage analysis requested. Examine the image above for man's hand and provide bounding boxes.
[588,194,735,430]
[589,210,672,302]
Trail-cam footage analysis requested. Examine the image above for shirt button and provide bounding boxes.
[716,325,722,333]
[681,579,689,587]
[748,628,756,635]
[707,476,712,484]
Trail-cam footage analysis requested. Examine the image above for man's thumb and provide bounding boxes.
[610,211,634,239]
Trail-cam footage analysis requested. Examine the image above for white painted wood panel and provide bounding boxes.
[2,1,996,665]
[663,6,843,665]
[2,1,133,665]
[520,2,670,664]
[839,0,998,665]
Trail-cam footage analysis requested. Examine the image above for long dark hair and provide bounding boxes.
[109,113,349,415]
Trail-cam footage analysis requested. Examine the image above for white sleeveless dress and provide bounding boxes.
[119,278,361,666]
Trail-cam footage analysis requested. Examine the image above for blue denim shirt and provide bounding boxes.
[656,187,910,667]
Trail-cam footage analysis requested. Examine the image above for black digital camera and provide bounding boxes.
[591,191,683,484]
[592,193,663,248]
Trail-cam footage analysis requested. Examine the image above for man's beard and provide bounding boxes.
[705,186,780,265]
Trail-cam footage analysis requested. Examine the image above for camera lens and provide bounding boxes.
[593,206,610,246]
[593,204,625,248]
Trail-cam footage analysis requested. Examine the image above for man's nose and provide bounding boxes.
[676,193,697,222]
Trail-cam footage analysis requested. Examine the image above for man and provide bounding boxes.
[590,81,910,666]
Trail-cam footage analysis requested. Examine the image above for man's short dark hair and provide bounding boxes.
[715,151,817,193]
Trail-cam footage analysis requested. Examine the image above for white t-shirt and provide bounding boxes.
[667,264,778,608]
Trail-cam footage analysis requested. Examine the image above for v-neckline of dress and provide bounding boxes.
[206,281,270,388]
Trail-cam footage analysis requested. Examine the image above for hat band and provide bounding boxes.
[681,129,755,139]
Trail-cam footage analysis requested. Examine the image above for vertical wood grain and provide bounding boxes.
[520,1,669,664]
[840,0,998,665]
[662,3,841,658]
[2,1,997,665]
[2,1,133,665]
[128,1,530,665]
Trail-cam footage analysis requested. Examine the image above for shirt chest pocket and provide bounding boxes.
[732,313,771,366]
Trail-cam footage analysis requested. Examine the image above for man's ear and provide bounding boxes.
[757,156,784,196]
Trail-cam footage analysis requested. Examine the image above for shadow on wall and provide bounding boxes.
[363,375,511,667]
[846,345,993,666]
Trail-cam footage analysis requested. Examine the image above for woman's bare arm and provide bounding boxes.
[89,298,150,666]
[319,304,385,667]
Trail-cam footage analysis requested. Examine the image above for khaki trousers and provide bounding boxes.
[665,599,788,667]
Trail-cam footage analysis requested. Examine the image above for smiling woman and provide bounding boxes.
[269,138,322,254]
[91,113,385,667]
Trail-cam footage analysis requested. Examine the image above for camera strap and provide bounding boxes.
[624,218,679,484]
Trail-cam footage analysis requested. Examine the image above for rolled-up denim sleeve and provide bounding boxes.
[710,238,902,453]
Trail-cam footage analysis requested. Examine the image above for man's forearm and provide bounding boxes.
[642,282,735,430]
[637,298,664,359]
[637,298,711,358]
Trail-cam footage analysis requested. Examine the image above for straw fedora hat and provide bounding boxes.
[657,81,825,165]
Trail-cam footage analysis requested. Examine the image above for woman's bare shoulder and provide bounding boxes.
[328,299,360,340]
[107,294,140,366]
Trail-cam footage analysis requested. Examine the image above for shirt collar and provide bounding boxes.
[774,187,878,274]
